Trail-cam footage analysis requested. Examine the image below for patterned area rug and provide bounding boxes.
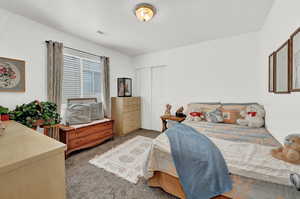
[89,136,153,184]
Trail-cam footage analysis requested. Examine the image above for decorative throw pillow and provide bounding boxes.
[185,108,205,122]
[221,109,241,124]
[206,109,224,123]
[66,104,92,125]
[221,103,258,112]
[184,103,221,116]
[190,112,203,117]
[90,102,104,121]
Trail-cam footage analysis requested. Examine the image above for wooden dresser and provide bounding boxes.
[0,121,66,199]
[59,119,114,156]
[111,97,141,136]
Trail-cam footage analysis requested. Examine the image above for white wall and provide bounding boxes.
[259,0,300,142]
[2,1,299,142]
[0,8,135,110]
[133,32,261,127]
[134,0,300,142]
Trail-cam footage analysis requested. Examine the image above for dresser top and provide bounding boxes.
[0,121,65,174]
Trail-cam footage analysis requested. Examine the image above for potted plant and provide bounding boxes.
[9,100,61,128]
[40,101,61,126]
[0,106,10,121]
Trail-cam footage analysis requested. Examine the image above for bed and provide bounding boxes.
[144,120,300,199]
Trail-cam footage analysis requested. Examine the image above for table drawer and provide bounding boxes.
[69,129,113,149]
[69,121,113,140]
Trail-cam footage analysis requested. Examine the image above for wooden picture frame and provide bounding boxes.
[274,40,291,94]
[117,78,132,97]
[269,52,275,92]
[290,27,300,91]
[0,57,25,92]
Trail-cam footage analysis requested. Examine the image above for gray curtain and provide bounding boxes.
[101,57,110,118]
[47,41,64,140]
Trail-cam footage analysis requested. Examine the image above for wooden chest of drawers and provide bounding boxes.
[111,97,141,136]
[59,120,114,156]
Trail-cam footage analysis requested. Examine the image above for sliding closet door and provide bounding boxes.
[136,68,152,130]
[137,66,167,131]
[151,66,167,131]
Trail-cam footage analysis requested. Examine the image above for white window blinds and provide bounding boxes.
[82,59,101,98]
[62,53,102,104]
[62,55,81,102]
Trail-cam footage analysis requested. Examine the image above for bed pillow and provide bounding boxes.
[221,103,258,112]
[184,102,221,116]
[66,104,92,125]
[206,109,224,123]
[221,109,242,124]
[185,108,205,122]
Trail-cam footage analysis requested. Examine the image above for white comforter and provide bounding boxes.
[145,121,300,186]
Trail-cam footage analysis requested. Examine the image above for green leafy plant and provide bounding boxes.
[40,101,61,126]
[9,100,61,128]
[0,106,9,115]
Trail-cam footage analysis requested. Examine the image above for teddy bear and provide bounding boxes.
[175,106,186,118]
[271,134,300,165]
[164,104,172,116]
[237,104,265,128]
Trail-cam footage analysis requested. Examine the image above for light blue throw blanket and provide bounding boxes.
[166,123,232,199]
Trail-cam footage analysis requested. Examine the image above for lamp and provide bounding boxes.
[134,3,156,22]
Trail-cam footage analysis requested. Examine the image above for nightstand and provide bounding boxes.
[160,115,185,132]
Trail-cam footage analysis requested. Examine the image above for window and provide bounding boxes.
[62,54,102,103]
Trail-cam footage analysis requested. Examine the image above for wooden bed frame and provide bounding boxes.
[148,171,232,199]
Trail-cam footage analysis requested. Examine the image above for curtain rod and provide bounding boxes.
[45,40,105,58]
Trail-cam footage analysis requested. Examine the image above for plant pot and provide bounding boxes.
[31,126,38,130]
[32,119,45,127]
[1,114,9,121]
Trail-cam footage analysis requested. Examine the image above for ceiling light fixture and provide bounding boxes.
[134,3,156,22]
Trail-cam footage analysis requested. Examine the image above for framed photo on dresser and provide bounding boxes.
[291,28,300,91]
[117,78,132,97]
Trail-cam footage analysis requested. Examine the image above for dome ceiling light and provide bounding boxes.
[134,3,156,22]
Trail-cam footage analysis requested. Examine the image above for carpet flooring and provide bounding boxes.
[66,129,230,199]
[66,129,178,199]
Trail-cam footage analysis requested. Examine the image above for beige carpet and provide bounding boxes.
[89,136,153,184]
[66,129,177,199]
[65,129,234,199]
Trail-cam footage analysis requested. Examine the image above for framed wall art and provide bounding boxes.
[0,57,25,92]
[291,27,300,91]
[117,78,132,97]
[269,52,275,92]
[274,40,291,94]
